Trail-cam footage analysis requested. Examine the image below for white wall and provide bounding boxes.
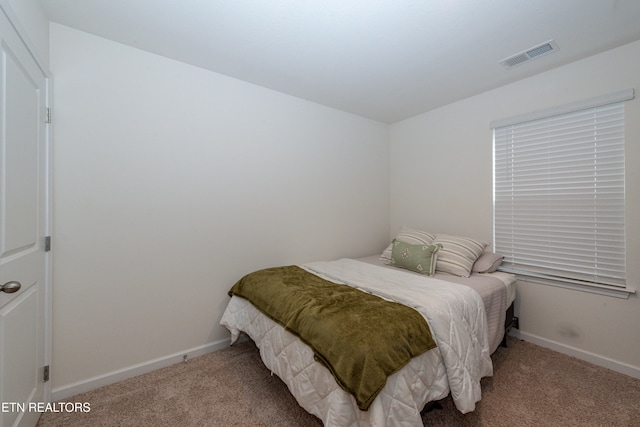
[390,40,640,375]
[49,24,390,396]
[42,14,640,397]
[3,0,49,68]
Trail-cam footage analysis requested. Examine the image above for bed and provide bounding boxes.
[220,229,517,426]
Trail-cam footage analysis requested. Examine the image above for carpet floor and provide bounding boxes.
[37,336,640,426]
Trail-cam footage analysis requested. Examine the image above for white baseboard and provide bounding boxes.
[509,330,640,379]
[51,338,232,401]
[52,331,640,402]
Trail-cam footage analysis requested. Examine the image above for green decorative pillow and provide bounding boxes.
[389,240,440,275]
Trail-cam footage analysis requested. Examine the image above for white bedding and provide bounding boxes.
[220,258,500,426]
[357,255,517,353]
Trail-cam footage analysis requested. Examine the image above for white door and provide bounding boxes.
[0,5,51,427]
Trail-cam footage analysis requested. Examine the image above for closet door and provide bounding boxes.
[0,4,50,427]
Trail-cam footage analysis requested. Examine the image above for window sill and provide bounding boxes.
[512,274,635,299]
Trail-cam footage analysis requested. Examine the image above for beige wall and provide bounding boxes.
[390,40,640,376]
[49,24,390,396]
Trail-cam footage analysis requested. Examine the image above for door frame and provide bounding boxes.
[0,0,52,404]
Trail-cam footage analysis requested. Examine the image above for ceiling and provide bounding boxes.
[38,0,640,123]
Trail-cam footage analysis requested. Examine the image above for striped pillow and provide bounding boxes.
[432,234,488,277]
[380,227,436,261]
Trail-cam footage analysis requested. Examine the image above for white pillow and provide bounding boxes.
[432,234,488,277]
[472,251,504,273]
[380,227,435,261]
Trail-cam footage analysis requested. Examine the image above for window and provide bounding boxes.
[492,90,634,298]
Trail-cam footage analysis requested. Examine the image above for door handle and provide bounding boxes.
[1,281,21,293]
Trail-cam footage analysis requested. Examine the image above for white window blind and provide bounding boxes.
[493,95,629,289]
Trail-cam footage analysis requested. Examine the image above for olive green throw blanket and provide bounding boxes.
[228,265,437,410]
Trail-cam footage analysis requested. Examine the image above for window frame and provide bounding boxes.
[491,89,635,299]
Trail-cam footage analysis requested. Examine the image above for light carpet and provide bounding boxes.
[37,337,640,426]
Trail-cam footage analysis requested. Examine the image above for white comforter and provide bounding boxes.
[220,259,493,426]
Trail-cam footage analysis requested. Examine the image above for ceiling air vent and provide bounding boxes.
[499,40,559,69]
